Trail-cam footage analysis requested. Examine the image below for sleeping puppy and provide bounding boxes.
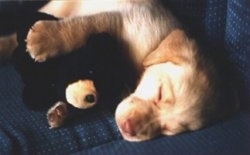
[24,0,235,141]
[115,30,219,141]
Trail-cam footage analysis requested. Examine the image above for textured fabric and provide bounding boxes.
[224,0,250,109]
[76,113,250,155]
[0,65,122,154]
[0,0,249,154]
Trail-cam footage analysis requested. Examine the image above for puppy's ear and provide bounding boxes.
[143,29,190,67]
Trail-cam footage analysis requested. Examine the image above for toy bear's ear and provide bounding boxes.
[143,29,192,67]
[66,80,98,109]
[0,33,18,59]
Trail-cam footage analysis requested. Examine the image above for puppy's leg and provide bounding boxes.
[0,33,18,60]
[26,12,122,62]
[47,101,68,129]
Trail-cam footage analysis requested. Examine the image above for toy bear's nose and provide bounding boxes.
[84,94,96,103]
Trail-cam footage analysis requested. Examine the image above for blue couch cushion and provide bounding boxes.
[224,0,250,109]
[76,113,250,155]
[0,65,122,154]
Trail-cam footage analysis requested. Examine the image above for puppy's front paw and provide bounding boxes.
[26,20,62,62]
[47,101,68,129]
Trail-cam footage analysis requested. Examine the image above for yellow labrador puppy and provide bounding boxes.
[115,30,219,141]
[24,0,233,141]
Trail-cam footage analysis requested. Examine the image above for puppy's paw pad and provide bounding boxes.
[47,101,68,129]
[26,20,59,62]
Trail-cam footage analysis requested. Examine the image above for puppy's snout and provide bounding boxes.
[121,119,136,136]
[84,94,96,103]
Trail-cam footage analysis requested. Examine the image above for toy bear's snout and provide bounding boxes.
[66,79,97,109]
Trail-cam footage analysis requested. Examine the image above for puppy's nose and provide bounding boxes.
[84,94,96,103]
[121,119,136,136]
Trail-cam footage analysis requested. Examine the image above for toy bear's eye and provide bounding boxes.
[84,94,96,103]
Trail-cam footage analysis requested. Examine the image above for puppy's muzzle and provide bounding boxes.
[120,118,137,137]
[115,96,160,141]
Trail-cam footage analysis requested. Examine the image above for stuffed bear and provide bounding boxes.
[11,12,137,128]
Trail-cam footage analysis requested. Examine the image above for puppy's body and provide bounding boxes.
[27,0,180,71]
[15,0,231,141]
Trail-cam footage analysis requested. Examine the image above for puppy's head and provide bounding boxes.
[115,95,160,141]
[116,29,214,141]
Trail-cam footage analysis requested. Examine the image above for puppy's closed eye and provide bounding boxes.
[155,84,175,107]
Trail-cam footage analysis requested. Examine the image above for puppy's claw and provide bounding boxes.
[29,53,36,59]
[35,57,46,63]
[30,26,35,31]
